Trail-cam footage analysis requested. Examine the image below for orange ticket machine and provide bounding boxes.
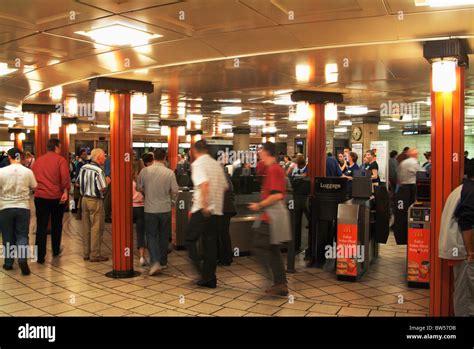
[407,172,431,289]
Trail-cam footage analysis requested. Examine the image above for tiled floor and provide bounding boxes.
[0,212,429,317]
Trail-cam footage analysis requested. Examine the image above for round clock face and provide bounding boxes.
[352,126,362,141]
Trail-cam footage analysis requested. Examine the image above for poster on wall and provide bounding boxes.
[352,143,363,166]
[370,140,389,183]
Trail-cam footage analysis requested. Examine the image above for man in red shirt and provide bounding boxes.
[32,139,70,264]
[249,142,289,296]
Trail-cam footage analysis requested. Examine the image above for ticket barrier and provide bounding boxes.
[407,172,431,289]
[309,177,348,267]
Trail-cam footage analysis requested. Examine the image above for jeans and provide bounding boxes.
[133,206,146,249]
[186,211,221,282]
[253,223,287,285]
[0,208,30,267]
[145,212,171,266]
[34,197,65,263]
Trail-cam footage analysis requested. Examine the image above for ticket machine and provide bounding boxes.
[407,172,431,289]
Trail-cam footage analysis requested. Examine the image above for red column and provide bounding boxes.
[168,126,179,171]
[430,66,465,316]
[307,104,326,191]
[14,133,23,152]
[58,125,70,161]
[35,114,50,157]
[106,93,138,278]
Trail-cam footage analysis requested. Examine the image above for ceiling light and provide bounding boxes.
[296,124,308,130]
[49,125,59,134]
[94,91,110,112]
[23,113,35,127]
[221,106,242,115]
[432,60,457,92]
[161,125,170,136]
[132,94,147,115]
[272,95,295,106]
[338,120,352,126]
[334,127,348,133]
[278,134,288,138]
[67,123,78,134]
[177,126,186,136]
[325,103,338,121]
[66,97,78,116]
[426,120,432,127]
[325,63,338,83]
[378,124,391,130]
[249,119,265,126]
[50,86,63,100]
[18,132,26,141]
[290,101,311,122]
[50,113,62,128]
[96,124,110,129]
[345,106,368,115]
[295,64,310,83]
[415,0,474,7]
[262,126,277,133]
[0,62,17,76]
[76,24,162,46]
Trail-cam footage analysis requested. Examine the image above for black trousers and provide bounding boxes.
[293,194,309,252]
[217,213,234,264]
[186,211,221,282]
[104,183,112,222]
[34,197,66,263]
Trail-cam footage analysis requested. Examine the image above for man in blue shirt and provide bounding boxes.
[326,155,342,177]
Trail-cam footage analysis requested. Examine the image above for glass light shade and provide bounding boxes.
[50,86,63,100]
[325,63,338,83]
[132,94,147,115]
[290,102,311,122]
[94,91,110,112]
[325,103,338,121]
[432,60,457,92]
[18,132,26,141]
[177,126,186,136]
[161,126,170,136]
[67,123,78,134]
[66,97,78,116]
[50,113,62,128]
[23,112,35,127]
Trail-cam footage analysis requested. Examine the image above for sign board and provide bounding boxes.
[370,140,389,183]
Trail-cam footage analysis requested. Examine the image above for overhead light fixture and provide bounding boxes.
[426,120,432,127]
[262,126,277,133]
[378,124,391,130]
[296,124,308,130]
[94,91,110,112]
[415,0,474,7]
[66,97,78,116]
[67,123,78,134]
[272,95,295,106]
[96,124,110,129]
[325,103,338,121]
[186,114,203,122]
[161,125,170,136]
[249,119,265,127]
[49,125,59,134]
[221,106,242,115]
[345,106,368,115]
[325,63,338,83]
[334,127,348,133]
[177,126,186,136]
[289,101,311,122]
[338,120,352,126]
[0,62,17,76]
[23,113,35,127]
[278,134,288,138]
[50,113,62,128]
[132,94,147,115]
[295,64,310,83]
[75,23,162,46]
[18,132,26,141]
[50,86,63,100]
[432,59,457,92]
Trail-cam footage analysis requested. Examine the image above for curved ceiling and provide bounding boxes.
[0,0,473,137]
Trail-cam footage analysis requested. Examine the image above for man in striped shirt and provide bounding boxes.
[76,148,108,262]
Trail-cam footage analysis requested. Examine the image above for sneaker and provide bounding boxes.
[139,256,148,266]
[90,256,109,262]
[265,283,289,297]
[149,263,162,276]
[18,262,30,276]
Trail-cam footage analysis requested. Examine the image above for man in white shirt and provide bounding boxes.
[398,148,423,185]
[186,140,228,288]
[0,148,37,275]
